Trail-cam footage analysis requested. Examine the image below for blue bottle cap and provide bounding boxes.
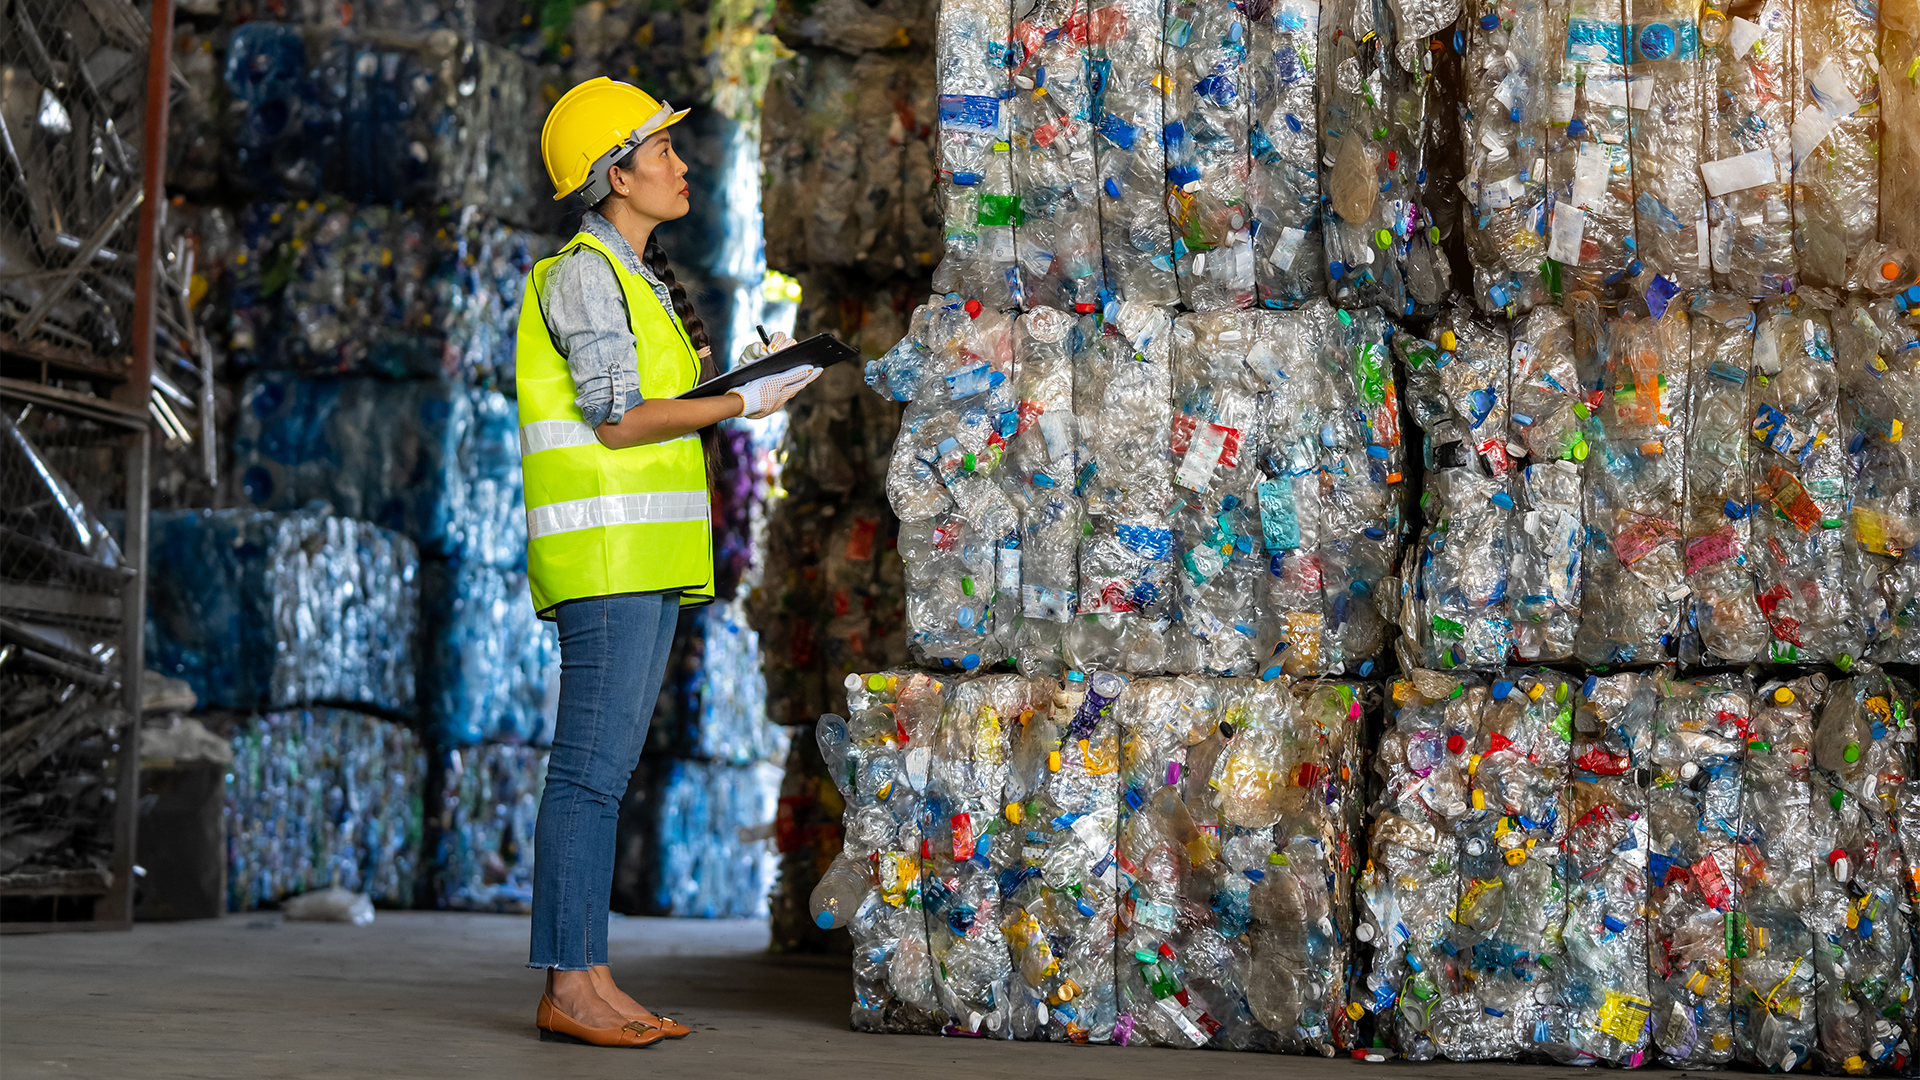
[1104,176,1122,198]
[1492,680,1514,700]
[962,652,981,669]
[1567,118,1587,137]
[1363,526,1387,539]
[1360,660,1375,676]
[1330,261,1347,279]
[1262,665,1283,681]
[1480,12,1499,28]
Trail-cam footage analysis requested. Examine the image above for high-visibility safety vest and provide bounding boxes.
[515,230,713,617]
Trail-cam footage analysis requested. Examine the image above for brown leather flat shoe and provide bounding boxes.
[535,994,666,1048]
[588,967,692,1038]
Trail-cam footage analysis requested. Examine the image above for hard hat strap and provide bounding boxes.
[572,101,677,207]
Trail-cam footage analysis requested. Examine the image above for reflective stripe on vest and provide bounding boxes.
[526,490,711,539]
[514,229,714,616]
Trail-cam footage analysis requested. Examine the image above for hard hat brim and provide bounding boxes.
[548,103,694,202]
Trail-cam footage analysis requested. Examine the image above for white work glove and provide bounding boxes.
[730,365,822,419]
[737,331,794,365]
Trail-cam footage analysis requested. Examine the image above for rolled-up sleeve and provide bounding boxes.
[539,249,643,428]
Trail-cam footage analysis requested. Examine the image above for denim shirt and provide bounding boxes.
[539,212,680,428]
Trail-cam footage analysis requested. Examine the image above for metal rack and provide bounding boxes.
[1,0,172,932]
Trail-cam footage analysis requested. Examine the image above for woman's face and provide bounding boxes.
[605,131,689,224]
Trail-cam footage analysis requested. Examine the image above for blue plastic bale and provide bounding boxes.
[420,559,558,748]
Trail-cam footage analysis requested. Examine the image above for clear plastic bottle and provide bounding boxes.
[1508,306,1585,661]
[1003,307,1086,676]
[1546,0,1638,298]
[1679,292,1768,665]
[1791,0,1880,292]
[811,851,873,929]
[1702,0,1792,295]
[1647,672,1750,1067]
[1461,0,1554,315]
[1627,0,1709,291]
[933,0,1024,308]
[1010,0,1106,313]
[1732,675,1824,1073]
[1835,296,1920,664]
[1248,0,1326,308]
[1318,0,1410,314]
[1087,0,1180,305]
[1163,0,1256,310]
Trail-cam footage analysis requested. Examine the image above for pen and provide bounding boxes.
[756,324,771,347]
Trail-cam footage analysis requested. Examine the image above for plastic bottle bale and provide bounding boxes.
[1248,0,1326,308]
[1545,0,1639,299]
[1113,675,1234,1048]
[1558,671,1655,1066]
[1009,0,1105,313]
[1067,307,1177,674]
[651,759,784,917]
[933,0,1025,309]
[1626,0,1710,293]
[921,674,1038,1036]
[1647,672,1751,1067]
[1087,0,1180,305]
[1790,0,1880,292]
[1440,668,1578,1060]
[1679,292,1769,666]
[1393,307,1516,672]
[1836,296,1920,664]
[1748,299,1864,667]
[1002,307,1087,677]
[421,561,560,748]
[1356,670,1479,1060]
[837,670,946,1033]
[1508,305,1585,661]
[1701,0,1793,296]
[434,743,547,913]
[1808,668,1917,1074]
[1163,0,1256,310]
[1571,300,1688,667]
[1318,0,1408,314]
[1167,311,1267,677]
[998,669,1125,1041]
[1883,2,1920,256]
[1459,0,1555,314]
[1254,303,1406,679]
[1731,673,1826,1073]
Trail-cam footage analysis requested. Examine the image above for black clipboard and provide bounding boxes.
[674,333,859,399]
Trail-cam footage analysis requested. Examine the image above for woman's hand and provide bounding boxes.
[729,365,822,419]
[736,330,794,366]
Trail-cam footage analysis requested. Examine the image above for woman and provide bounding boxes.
[516,78,819,1048]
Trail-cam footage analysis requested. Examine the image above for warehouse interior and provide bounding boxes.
[3,0,1920,1073]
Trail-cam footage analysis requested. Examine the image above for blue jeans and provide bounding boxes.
[528,593,679,970]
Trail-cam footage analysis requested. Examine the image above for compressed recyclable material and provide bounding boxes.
[1749,299,1862,666]
[834,670,945,1032]
[420,560,558,748]
[222,25,549,225]
[1627,0,1709,293]
[1790,0,1878,292]
[1702,0,1791,296]
[771,0,936,53]
[222,201,550,385]
[1809,667,1916,1074]
[432,743,546,912]
[236,376,524,564]
[1459,0,1554,314]
[1318,0,1411,314]
[1570,294,1685,666]
[1395,307,1516,670]
[1089,0,1180,306]
[146,508,419,716]
[761,50,941,277]
[650,759,784,918]
[225,708,424,911]
[932,0,1022,308]
[1001,307,1084,675]
[1681,293,1768,666]
[1732,674,1824,1072]
[1248,0,1324,308]
[1508,305,1585,661]
[1010,0,1104,313]
[1647,672,1749,1067]
[1548,0,1637,297]
[1837,295,1920,664]
[1164,0,1255,311]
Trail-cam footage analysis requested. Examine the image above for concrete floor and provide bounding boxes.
[3,912,1589,1080]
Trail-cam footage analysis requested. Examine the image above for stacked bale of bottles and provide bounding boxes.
[816,669,1375,1050]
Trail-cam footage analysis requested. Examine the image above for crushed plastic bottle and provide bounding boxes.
[1004,307,1085,676]
[934,0,1024,309]
[1647,672,1750,1067]
[1087,0,1181,305]
[1164,0,1256,310]
[1732,674,1824,1073]
[1011,0,1106,313]
[1571,298,1685,666]
[1627,0,1710,292]
[1395,307,1516,671]
[1248,0,1326,308]
[1680,292,1769,666]
[1790,0,1880,292]
[1835,295,1920,664]
[840,672,945,1033]
[1547,0,1637,297]
[1809,667,1916,1074]
[1318,0,1409,314]
[1749,298,1864,667]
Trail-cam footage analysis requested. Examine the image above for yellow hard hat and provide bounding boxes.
[540,77,690,203]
